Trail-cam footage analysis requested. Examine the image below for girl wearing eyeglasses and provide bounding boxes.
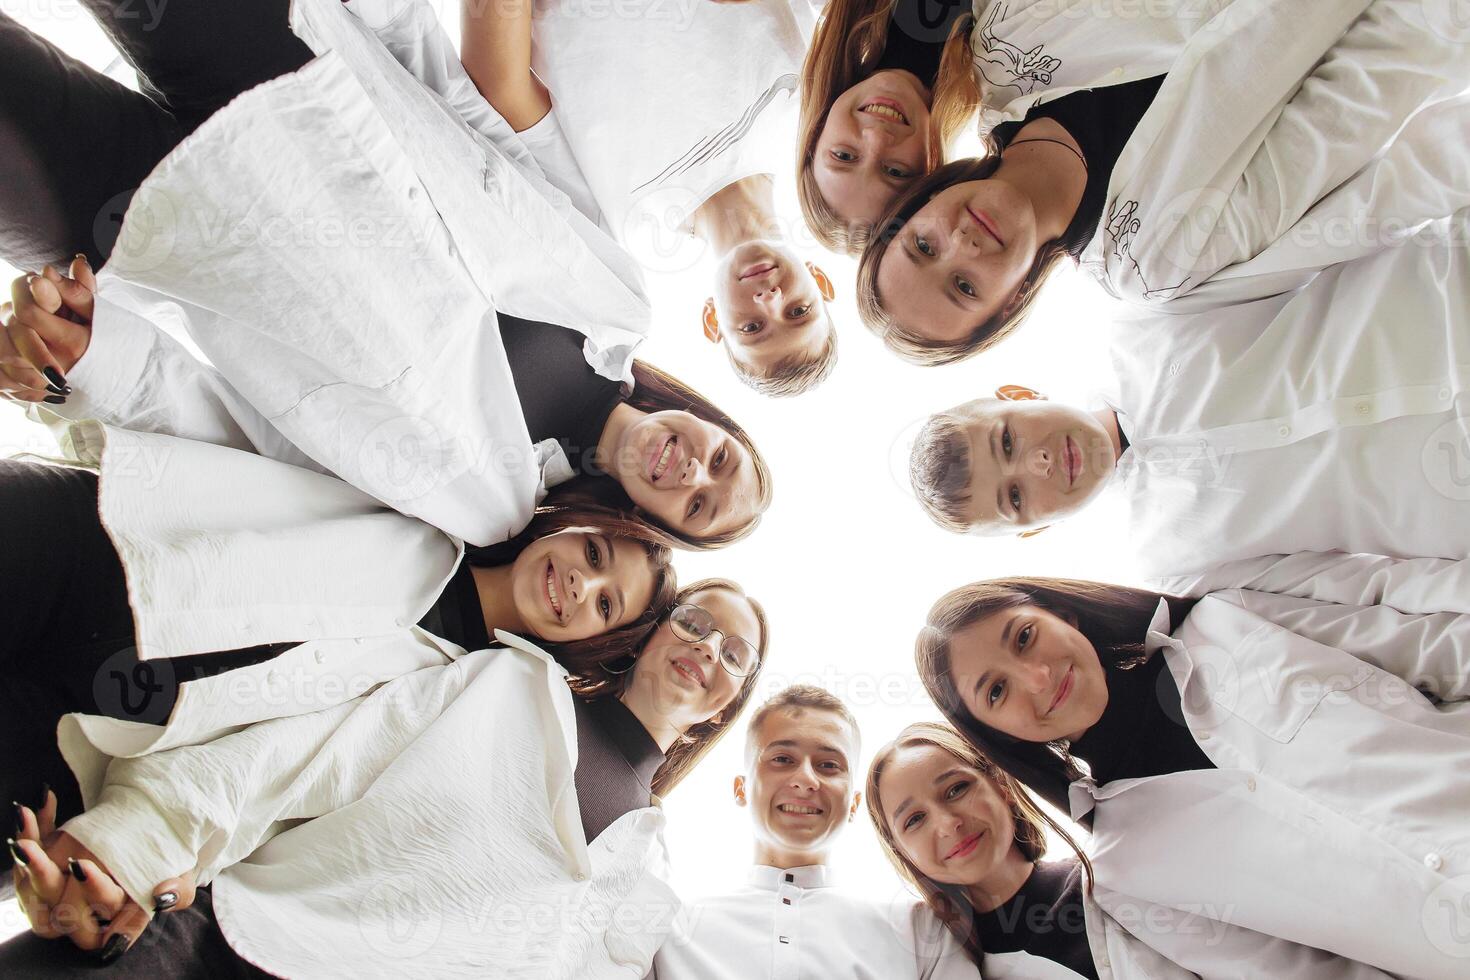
[6,580,769,973]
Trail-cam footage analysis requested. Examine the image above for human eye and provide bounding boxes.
[772,754,793,765]
[599,593,612,621]
[987,680,1006,708]
[914,234,935,257]
[1001,425,1013,457]
[585,539,602,568]
[788,304,812,319]
[713,445,729,470]
[1017,624,1033,650]
[687,494,705,519]
[820,760,842,771]
[955,276,977,298]
[903,810,925,831]
[1009,485,1023,514]
[946,780,971,799]
[738,321,762,335]
[883,164,913,179]
[830,148,857,163]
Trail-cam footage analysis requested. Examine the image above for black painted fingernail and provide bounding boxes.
[43,395,67,405]
[45,381,66,396]
[40,782,50,806]
[68,857,88,882]
[11,801,22,836]
[6,838,26,866]
[43,367,68,390]
[153,891,178,912]
[99,934,128,963]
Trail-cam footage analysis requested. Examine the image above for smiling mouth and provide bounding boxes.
[967,206,1005,247]
[1048,666,1074,715]
[672,656,707,688]
[649,435,677,483]
[777,803,825,816]
[1064,436,1081,487]
[739,262,777,281]
[859,98,909,126]
[946,831,984,860]
[544,560,564,620]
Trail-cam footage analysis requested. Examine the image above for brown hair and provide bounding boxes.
[543,359,774,549]
[855,158,1069,366]
[466,504,679,679]
[725,317,840,398]
[914,578,1195,813]
[743,684,861,766]
[908,400,988,534]
[573,578,771,797]
[866,721,1091,966]
[797,0,981,255]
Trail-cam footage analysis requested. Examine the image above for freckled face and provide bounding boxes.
[813,70,934,234]
[880,744,1016,886]
[946,605,1109,743]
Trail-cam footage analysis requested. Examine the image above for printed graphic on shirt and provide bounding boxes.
[973,3,1063,106]
[1104,199,1190,300]
[632,73,799,194]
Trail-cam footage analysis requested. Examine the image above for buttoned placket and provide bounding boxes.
[770,872,803,980]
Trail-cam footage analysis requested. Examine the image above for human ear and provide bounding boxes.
[807,262,836,302]
[849,790,862,822]
[701,298,721,344]
[734,775,747,806]
[1017,525,1050,539]
[995,384,1046,402]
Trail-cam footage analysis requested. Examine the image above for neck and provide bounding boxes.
[595,401,642,479]
[469,563,528,638]
[691,175,782,255]
[1092,406,1123,461]
[994,118,1087,244]
[617,681,682,753]
[965,846,1037,914]
[752,840,831,871]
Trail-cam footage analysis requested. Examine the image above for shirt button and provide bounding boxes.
[1198,732,1211,741]
[1439,387,1452,401]
[1277,425,1291,438]
[1354,401,1370,415]
[1245,776,1256,792]
[1425,853,1443,872]
[574,872,586,881]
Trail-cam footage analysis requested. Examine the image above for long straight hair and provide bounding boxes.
[797,0,981,254]
[866,721,1092,966]
[914,578,1196,813]
[541,360,773,550]
[572,578,770,797]
[856,157,1069,365]
[464,504,679,680]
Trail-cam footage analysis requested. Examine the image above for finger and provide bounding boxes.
[11,837,65,905]
[50,872,104,951]
[13,802,39,842]
[153,873,196,912]
[70,254,97,295]
[100,902,151,963]
[14,877,64,940]
[37,786,57,839]
[27,274,63,316]
[5,320,68,394]
[52,274,95,323]
[76,858,130,931]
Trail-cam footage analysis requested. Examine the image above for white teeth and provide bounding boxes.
[778,804,823,815]
[546,564,561,617]
[861,103,907,124]
[652,439,674,481]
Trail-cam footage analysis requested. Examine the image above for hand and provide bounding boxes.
[11,789,196,962]
[0,255,96,406]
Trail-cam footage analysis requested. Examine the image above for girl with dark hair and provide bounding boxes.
[4,580,770,974]
[853,0,1468,366]
[913,576,1470,978]
[796,0,981,254]
[0,0,774,548]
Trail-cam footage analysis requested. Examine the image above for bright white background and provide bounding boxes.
[1,0,1146,937]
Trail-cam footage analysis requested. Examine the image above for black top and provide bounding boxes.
[874,0,972,89]
[1070,653,1215,785]
[415,561,490,651]
[572,696,666,841]
[977,859,1097,980]
[498,314,624,474]
[990,76,1164,257]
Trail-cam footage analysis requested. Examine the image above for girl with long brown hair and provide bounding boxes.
[913,575,1470,978]
[796,0,981,254]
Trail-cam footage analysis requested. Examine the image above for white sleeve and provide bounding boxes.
[33,295,319,470]
[1153,552,1470,617]
[516,109,604,228]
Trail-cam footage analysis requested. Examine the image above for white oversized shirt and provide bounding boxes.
[970,0,1470,308]
[652,864,979,980]
[91,0,654,545]
[60,635,679,979]
[1103,207,1470,580]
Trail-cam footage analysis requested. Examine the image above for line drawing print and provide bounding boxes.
[972,3,1063,104]
[1105,199,1191,300]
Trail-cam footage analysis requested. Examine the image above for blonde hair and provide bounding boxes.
[855,158,1069,366]
[797,0,981,255]
[866,721,1091,966]
[908,397,995,534]
[743,684,861,766]
[725,316,840,398]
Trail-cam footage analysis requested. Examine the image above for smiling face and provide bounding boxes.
[875,178,1041,343]
[710,240,834,376]
[879,743,1018,887]
[958,398,1116,532]
[608,410,762,540]
[814,70,934,234]
[947,605,1109,743]
[509,529,659,643]
[742,706,860,860]
[631,587,761,732]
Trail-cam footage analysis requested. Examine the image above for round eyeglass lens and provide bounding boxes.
[670,604,714,643]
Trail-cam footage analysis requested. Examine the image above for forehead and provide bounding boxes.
[875,242,976,345]
[686,587,759,638]
[961,417,1004,527]
[879,743,967,810]
[707,448,761,537]
[753,706,856,759]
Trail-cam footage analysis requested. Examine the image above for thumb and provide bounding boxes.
[69,254,97,294]
[52,275,95,323]
[152,872,197,913]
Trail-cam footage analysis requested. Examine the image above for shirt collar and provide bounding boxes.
[748,865,833,892]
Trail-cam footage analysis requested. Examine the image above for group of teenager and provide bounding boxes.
[0,0,1466,976]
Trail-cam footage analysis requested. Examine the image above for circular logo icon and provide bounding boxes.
[97,186,180,274]
[1422,0,1470,42]
[354,414,454,505]
[357,875,444,959]
[1422,875,1470,960]
[91,646,177,726]
[1421,414,1470,501]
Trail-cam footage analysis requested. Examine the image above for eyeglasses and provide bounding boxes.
[669,603,761,678]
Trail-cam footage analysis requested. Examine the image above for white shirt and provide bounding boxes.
[1068,592,1470,979]
[530,0,813,263]
[60,634,679,979]
[92,0,654,545]
[970,0,1470,309]
[652,864,978,980]
[1103,206,1470,581]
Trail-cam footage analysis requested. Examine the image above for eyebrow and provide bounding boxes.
[891,767,969,823]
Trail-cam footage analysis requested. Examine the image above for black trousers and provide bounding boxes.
[0,885,273,978]
[0,0,312,269]
[0,461,290,868]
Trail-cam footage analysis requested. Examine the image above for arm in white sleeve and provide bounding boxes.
[1153,552,1470,618]
[35,295,319,470]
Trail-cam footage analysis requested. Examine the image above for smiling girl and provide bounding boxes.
[914,576,1470,978]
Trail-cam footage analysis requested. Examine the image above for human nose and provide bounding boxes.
[790,758,819,791]
[752,282,783,309]
[1027,443,1053,480]
[567,565,607,608]
[680,455,712,487]
[1020,661,1052,695]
